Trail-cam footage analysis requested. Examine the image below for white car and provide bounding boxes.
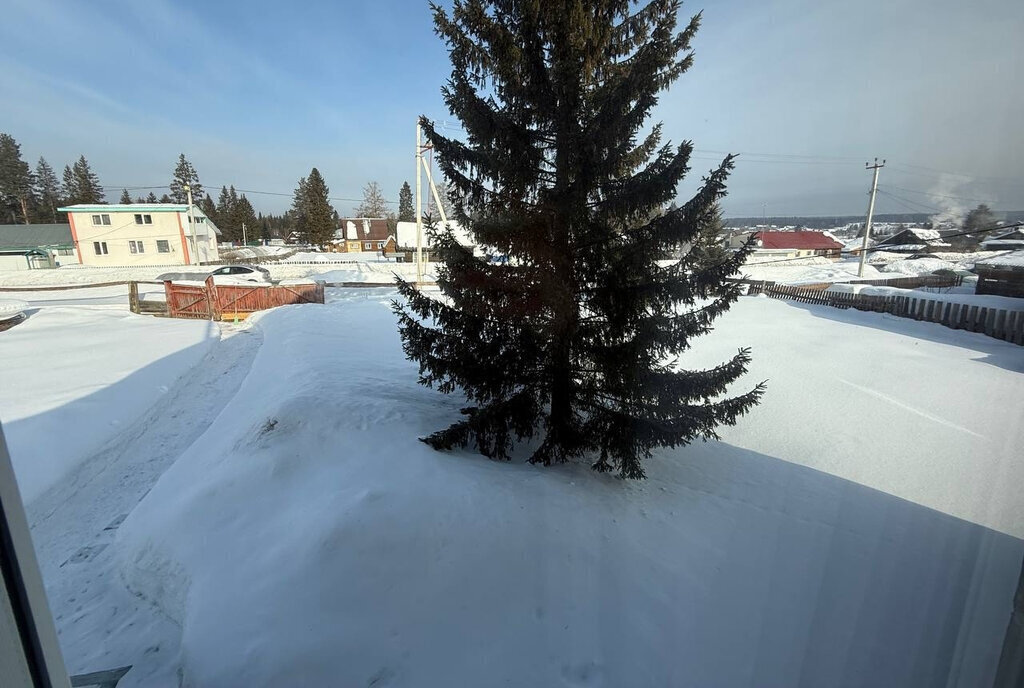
[157,265,272,284]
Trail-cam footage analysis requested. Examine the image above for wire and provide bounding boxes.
[881,184,997,205]
[875,189,941,214]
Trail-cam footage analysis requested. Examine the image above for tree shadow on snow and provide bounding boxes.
[633,440,1023,688]
[778,300,1024,374]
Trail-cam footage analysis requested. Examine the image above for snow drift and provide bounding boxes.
[116,294,1023,687]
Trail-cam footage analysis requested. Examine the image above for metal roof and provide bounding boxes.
[0,224,74,250]
[58,203,189,212]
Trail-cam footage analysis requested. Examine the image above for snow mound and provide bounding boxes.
[0,298,28,319]
[117,297,1023,687]
[879,257,956,276]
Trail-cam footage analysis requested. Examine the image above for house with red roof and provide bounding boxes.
[751,231,843,259]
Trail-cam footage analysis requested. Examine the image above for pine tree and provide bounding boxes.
[394,1,763,478]
[135,196,146,204]
[63,155,104,204]
[169,153,204,203]
[119,188,133,204]
[398,181,415,222]
[0,133,35,223]
[159,194,172,203]
[300,168,335,247]
[34,158,62,223]
[355,181,389,217]
[145,192,158,203]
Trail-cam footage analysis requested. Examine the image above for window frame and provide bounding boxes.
[92,241,108,256]
[156,240,170,253]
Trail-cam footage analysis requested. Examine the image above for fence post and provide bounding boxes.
[128,282,139,314]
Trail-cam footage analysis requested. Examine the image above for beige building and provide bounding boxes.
[58,204,220,266]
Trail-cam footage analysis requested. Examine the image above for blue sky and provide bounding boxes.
[2,0,1022,218]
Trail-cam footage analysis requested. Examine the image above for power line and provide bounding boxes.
[875,189,941,214]
[882,184,996,205]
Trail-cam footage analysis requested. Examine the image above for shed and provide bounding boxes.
[974,250,1024,298]
[0,249,54,271]
[0,224,77,267]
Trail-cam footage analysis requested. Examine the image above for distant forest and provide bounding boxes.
[725,210,1024,229]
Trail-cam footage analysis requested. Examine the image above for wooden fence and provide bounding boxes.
[758,283,1024,345]
[129,277,324,320]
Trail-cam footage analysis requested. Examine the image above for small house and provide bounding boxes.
[331,218,397,254]
[974,250,1024,298]
[876,228,950,253]
[0,223,78,269]
[841,236,876,257]
[751,231,843,259]
[979,227,1024,251]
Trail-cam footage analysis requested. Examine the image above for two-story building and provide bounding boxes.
[58,204,220,265]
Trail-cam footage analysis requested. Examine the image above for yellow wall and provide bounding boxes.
[71,210,218,266]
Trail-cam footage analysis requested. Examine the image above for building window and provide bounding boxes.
[128,240,145,254]
[188,216,205,223]
[93,241,108,255]
[56,247,74,256]
[376,241,385,249]
[363,242,373,250]
[134,214,152,225]
[156,240,170,253]
[91,214,111,226]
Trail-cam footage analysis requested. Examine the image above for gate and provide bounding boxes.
[161,277,324,321]
[165,277,215,319]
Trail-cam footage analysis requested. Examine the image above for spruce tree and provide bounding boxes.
[234,194,258,244]
[394,1,763,478]
[169,153,203,203]
[119,188,133,204]
[63,155,104,204]
[145,192,158,203]
[302,168,336,247]
[0,133,35,223]
[398,181,415,221]
[200,195,218,225]
[217,186,238,241]
[159,194,172,203]
[34,158,62,223]
[355,181,389,217]
[291,176,309,241]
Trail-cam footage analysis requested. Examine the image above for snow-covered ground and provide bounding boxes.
[1,308,216,502]
[108,293,1024,686]
[4,289,1021,686]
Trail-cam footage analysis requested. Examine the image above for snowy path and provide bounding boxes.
[26,323,263,685]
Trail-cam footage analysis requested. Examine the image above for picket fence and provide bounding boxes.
[749,283,1024,345]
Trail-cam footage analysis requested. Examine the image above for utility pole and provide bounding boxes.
[857,158,885,277]
[184,184,198,265]
[415,121,423,285]
[242,222,247,247]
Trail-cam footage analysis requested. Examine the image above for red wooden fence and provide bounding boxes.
[158,276,324,320]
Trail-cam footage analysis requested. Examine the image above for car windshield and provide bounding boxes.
[0,2,1022,687]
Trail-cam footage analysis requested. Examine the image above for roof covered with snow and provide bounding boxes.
[396,220,474,248]
[754,231,843,250]
[975,250,1024,268]
[335,218,393,243]
[878,228,947,247]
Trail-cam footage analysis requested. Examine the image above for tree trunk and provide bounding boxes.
[19,196,29,224]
